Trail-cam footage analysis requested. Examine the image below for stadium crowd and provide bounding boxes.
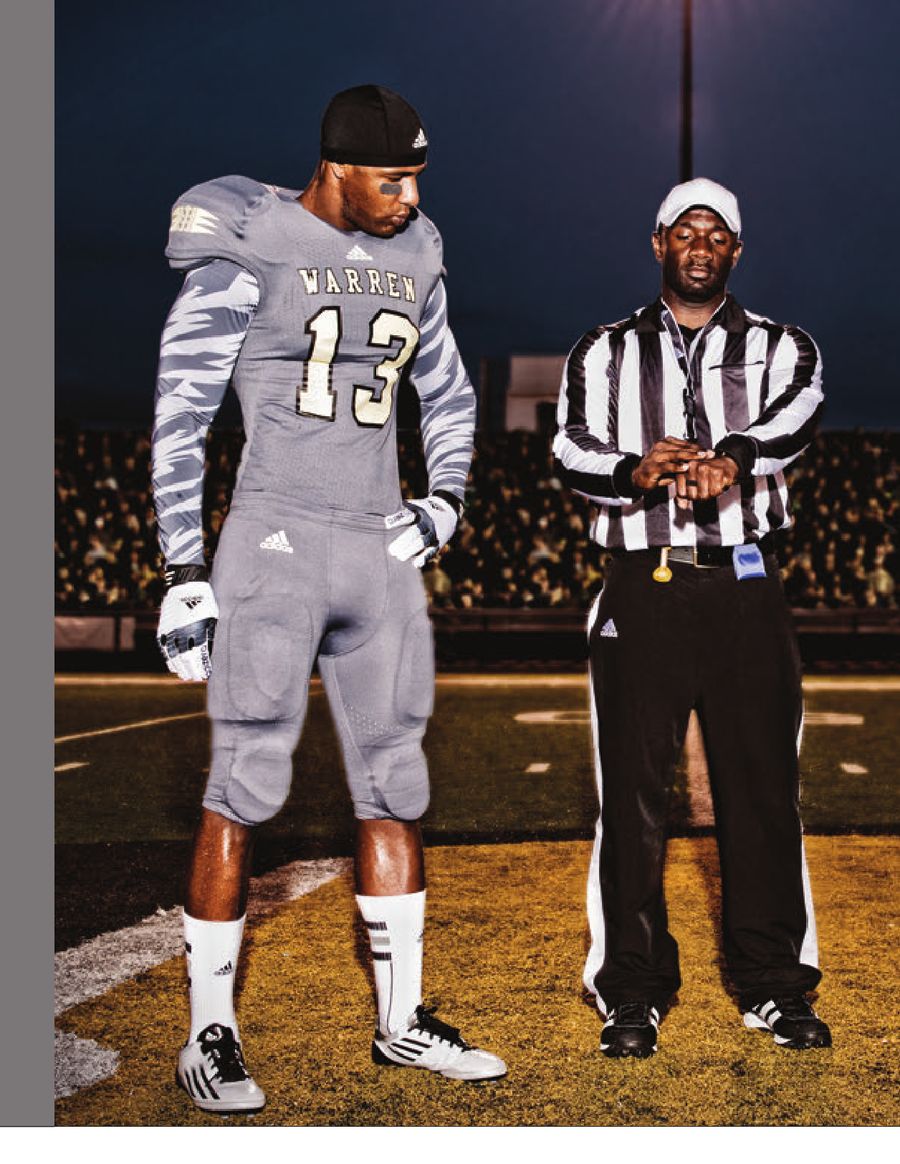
[55,427,897,613]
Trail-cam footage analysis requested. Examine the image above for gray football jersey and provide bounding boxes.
[161,175,474,532]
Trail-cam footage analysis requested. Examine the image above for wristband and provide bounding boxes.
[432,489,465,518]
[164,563,210,589]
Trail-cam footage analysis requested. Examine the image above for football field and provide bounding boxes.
[54,672,900,1126]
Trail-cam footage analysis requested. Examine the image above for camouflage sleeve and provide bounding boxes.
[410,278,476,502]
[151,258,259,566]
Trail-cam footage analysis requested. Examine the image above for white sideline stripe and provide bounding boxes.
[55,1031,120,1100]
[54,856,351,1099]
[55,856,351,1016]
[55,762,88,773]
[55,673,900,691]
[55,711,206,744]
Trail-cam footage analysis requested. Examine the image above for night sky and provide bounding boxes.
[56,0,899,429]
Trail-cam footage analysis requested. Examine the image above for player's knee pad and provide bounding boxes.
[351,738,430,822]
[204,722,298,826]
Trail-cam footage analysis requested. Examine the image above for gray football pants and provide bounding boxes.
[203,497,434,826]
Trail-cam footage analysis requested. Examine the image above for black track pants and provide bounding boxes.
[582,552,822,1012]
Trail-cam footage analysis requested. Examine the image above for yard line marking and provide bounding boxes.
[515,710,869,729]
[54,855,351,1014]
[55,673,900,691]
[55,762,87,773]
[55,1031,119,1100]
[802,677,900,692]
[526,762,550,774]
[55,711,206,744]
[54,674,208,686]
[54,856,351,1099]
[840,762,869,775]
[804,712,864,726]
[515,710,590,724]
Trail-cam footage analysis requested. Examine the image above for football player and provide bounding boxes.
[152,85,506,1115]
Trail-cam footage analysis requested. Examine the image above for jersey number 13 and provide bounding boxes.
[297,306,419,428]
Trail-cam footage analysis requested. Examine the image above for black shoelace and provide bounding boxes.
[198,1024,250,1083]
[771,996,814,1020]
[411,1005,471,1048]
[610,1002,654,1027]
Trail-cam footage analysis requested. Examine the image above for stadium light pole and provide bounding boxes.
[680,0,693,182]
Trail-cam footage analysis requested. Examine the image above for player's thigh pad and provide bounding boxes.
[320,599,435,822]
[205,520,318,823]
[208,579,314,724]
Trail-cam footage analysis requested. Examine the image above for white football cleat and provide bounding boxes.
[176,1023,266,1114]
[372,1005,507,1081]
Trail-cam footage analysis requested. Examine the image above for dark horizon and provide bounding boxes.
[56,0,900,430]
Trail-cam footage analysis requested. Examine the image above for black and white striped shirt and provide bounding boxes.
[553,294,824,550]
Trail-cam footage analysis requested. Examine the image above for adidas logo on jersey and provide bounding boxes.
[346,244,374,262]
[600,618,618,638]
[412,128,428,149]
[260,530,293,553]
[213,960,234,977]
[182,596,203,610]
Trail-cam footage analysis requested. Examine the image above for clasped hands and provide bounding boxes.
[632,437,739,510]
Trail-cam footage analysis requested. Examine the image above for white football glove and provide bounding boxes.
[385,492,462,568]
[157,565,219,682]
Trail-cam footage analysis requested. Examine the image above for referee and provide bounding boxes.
[554,178,831,1059]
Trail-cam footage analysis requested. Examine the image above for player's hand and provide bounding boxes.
[632,437,712,493]
[675,454,740,510]
[156,565,219,681]
[385,493,461,568]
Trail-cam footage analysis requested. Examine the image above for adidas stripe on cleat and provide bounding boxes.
[372,1005,506,1081]
[600,1002,660,1059]
[743,996,832,1050]
[176,1023,265,1114]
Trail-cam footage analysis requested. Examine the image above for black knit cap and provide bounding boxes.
[320,84,428,167]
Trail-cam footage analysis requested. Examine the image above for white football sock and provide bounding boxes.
[355,890,426,1037]
[183,911,245,1041]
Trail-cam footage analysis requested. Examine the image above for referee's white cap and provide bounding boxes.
[656,177,741,236]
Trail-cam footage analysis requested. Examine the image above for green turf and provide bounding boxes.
[55,836,900,1127]
[54,677,900,846]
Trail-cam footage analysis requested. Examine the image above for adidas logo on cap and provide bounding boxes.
[600,618,618,638]
[412,128,427,149]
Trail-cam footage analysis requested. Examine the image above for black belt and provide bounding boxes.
[611,534,776,569]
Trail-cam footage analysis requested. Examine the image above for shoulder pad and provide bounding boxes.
[408,210,445,276]
[165,175,272,271]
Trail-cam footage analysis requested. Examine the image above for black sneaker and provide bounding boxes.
[600,1002,660,1059]
[743,996,832,1050]
[176,1023,266,1113]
